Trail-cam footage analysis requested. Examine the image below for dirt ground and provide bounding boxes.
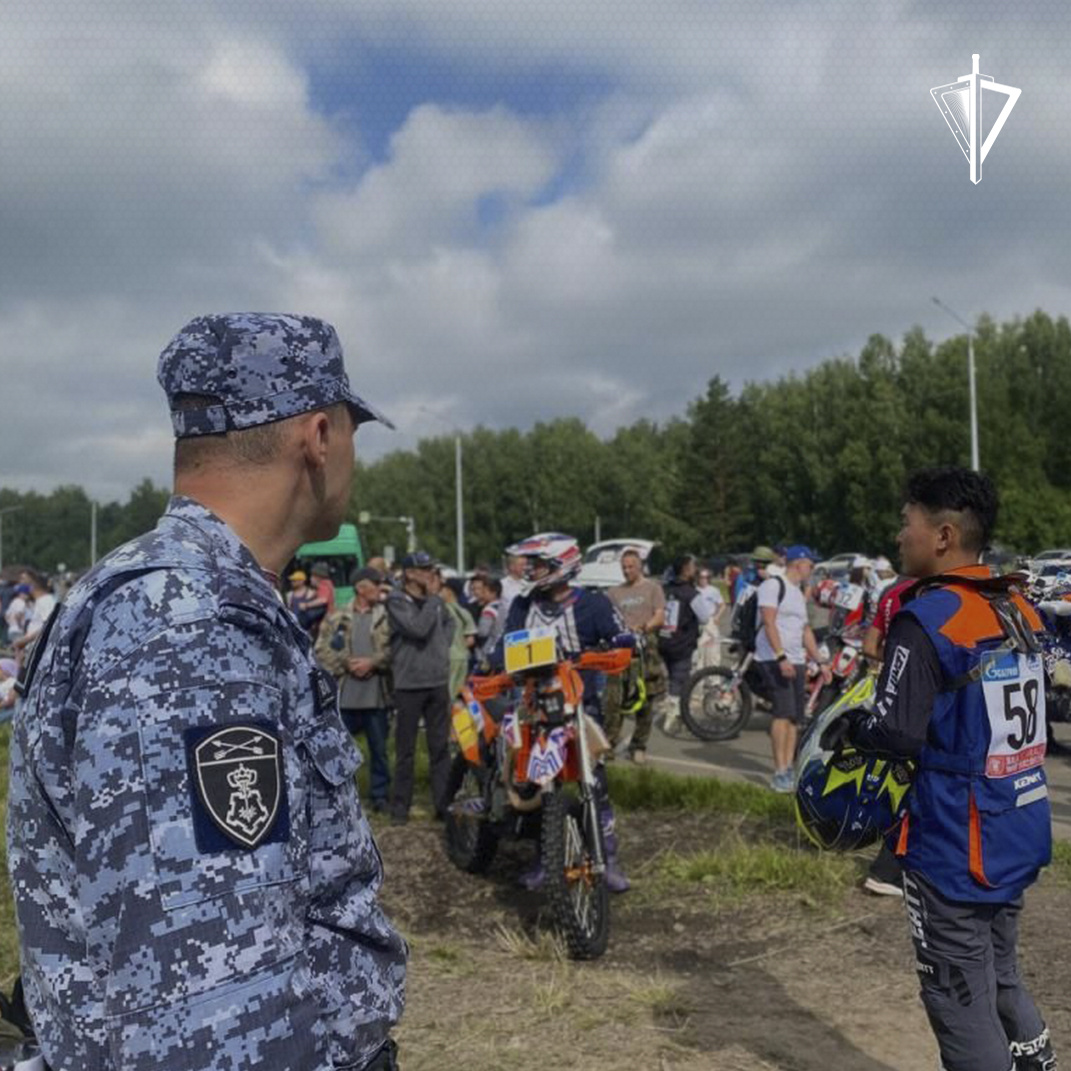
[374,810,1071,1071]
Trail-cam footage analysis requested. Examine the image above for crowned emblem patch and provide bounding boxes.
[191,725,283,849]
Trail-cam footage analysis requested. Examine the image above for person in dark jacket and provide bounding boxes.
[658,554,712,733]
[384,551,455,825]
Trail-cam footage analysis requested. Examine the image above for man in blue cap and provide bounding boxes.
[755,543,831,791]
[8,313,407,1070]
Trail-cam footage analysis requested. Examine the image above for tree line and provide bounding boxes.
[354,310,1071,564]
[5,310,1071,574]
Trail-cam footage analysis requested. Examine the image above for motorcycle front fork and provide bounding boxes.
[571,704,607,871]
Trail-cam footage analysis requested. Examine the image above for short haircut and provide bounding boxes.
[483,576,502,597]
[172,394,348,474]
[620,549,642,563]
[904,467,998,554]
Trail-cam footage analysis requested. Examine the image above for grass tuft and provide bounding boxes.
[493,923,567,963]
[658,840,856,904]
[607,764,796,822]
[628,975,694,1025]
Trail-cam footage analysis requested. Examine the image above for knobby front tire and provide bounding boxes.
[541,789,610,960]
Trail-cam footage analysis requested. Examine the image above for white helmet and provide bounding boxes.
[505,532,582,595]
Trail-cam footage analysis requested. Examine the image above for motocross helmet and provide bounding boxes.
[794,683,915,852]
[506,532,583,595]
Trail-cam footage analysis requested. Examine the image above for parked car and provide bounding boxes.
[1029,549,1071,572]
[813,552,866,581]
[576,539,658,589]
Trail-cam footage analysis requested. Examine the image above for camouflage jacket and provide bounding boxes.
[6,496,407,1071]
[314,602,393,702]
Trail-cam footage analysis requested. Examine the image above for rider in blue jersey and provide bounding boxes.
[493,533,631,893]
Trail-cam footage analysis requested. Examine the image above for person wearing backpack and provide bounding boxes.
[756,545,831,792]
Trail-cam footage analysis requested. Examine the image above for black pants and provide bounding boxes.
[903,870,1050,1071]
[391,686,451,819]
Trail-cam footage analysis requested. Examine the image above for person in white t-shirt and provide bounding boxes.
[13,570,56,663]
[694,566,726,669]
[755,546,830,793]
[0,658,18,719]
[499,553,528,617]
[4,585,29,644]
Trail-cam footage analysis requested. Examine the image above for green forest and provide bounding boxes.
[5,309,1071,574]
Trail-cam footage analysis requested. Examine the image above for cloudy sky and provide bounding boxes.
[2,0,1067,501]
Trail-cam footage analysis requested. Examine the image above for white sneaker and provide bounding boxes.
[661,703,681,734]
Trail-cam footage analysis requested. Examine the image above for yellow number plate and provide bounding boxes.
[503,627,558,674]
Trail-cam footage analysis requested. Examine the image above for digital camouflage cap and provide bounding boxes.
[157,312,393,438]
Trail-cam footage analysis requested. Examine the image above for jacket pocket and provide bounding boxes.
[970,775,1052,890]
[298,715,382,884]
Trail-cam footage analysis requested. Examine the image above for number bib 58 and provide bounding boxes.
[981,650,1047,778]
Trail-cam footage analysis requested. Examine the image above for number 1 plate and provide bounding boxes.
[504,627,558,674]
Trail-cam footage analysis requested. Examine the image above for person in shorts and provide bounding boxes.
[755,545,830,792]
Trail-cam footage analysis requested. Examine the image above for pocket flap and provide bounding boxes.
[974,768,1048,813]
[300,717,361,786]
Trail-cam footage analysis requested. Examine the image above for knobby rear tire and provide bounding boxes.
[442,753,498,874]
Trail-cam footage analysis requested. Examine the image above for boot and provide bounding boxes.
[1011,1029,1057,1070]
[604,854,631,893]
[602,828,630,893]
[518,860,546,891]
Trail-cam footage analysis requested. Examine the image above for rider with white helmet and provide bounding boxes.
[496,532,632,893]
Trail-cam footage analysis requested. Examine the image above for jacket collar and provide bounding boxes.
[161,495,267,580]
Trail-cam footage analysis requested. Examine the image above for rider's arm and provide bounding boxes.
[847,614,941,758]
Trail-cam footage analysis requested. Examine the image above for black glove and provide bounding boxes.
[819,709,866,752]
[363,1038,399,1071]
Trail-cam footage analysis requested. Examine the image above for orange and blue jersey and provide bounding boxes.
[854,565,1051,902]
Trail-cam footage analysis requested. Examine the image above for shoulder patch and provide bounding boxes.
[185,723,290,851]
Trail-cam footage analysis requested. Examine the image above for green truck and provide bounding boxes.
[291,523,366,606]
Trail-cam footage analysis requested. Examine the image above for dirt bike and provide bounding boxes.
[442,630,632,959]
[801,632,868,728]
[678,640,770,741]
[1037,596,1071,753]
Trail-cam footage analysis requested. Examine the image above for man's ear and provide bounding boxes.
[936,520,957,554]
[300,411,332,467]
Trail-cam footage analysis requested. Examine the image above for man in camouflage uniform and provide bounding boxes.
[7,313,407,1071]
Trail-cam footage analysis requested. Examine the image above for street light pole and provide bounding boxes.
[454,434,464,575]
[418,407,465,574]
[932,297,980,471]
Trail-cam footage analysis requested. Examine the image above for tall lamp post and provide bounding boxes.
[417,407,465,575]
[932,296,980,472]
[0,505,23,573]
